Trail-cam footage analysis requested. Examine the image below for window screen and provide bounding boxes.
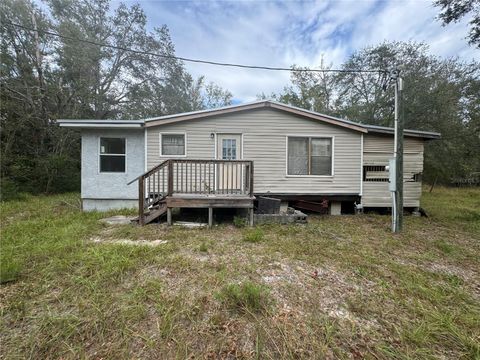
[287,137,309,175]
[100,138,125,172]
[287,137,332,176]
[311,138,332,175]
[161,134,185,156]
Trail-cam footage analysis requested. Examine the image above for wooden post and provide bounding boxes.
[168,160,173,196]
[138,176,145,226]
[249,161,254,197]
[249,207,254,227]
[167,207,172,226]
[394,74,404,233]
[208,207,213,228]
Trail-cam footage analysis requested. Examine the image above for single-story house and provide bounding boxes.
[58,100,440,224]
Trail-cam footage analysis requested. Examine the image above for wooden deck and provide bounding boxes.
[129,159,255,226]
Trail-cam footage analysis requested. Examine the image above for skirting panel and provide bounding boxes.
[82,199,138,212]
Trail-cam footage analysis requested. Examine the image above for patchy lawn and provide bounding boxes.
[1,187,479,359]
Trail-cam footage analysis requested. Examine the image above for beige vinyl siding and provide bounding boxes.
[146,108,362,194]
[362,134,424,207]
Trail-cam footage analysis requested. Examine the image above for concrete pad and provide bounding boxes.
[91,237,168,246]
[173,221,208,228]
[99,215,136,225]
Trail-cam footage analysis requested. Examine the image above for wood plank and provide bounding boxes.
[139,176,145,226]
[292,200,328,213]
[167,197,254,209]
[144,204,167,225]
[208,207,213,228]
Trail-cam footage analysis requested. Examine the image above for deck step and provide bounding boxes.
[144,204,167,224]
[132,203,168,225]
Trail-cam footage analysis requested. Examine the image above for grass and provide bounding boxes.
[0,187,479,359]
[216,281,270,314]
[243,228,264,243]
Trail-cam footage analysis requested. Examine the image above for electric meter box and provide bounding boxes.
[388,159,396,192]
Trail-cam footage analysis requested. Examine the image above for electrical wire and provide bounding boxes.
[5,21,388,74]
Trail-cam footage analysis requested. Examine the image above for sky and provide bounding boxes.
[122,0,478,102]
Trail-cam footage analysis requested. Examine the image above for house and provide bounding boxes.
[58,100,440,224]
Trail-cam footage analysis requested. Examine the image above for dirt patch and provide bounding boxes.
[90,236,168,246]
[258,259,379,329]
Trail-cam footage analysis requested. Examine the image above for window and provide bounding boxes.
[100,137,125,172]
[363,165,388,182]
[222,138,237,160]
[287,137,332,176]
[161,133,185,156]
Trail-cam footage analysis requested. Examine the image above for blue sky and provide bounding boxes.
[118,1,479,101]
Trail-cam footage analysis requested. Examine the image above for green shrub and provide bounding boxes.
[0,177,23,201]
[216,281,270,313]
[243,228,264,243]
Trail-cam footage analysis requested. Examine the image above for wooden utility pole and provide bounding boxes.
[393,69,404,233]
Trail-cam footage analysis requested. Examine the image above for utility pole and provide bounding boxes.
[392,69,404,233]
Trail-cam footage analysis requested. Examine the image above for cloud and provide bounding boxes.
[122,0,479,101]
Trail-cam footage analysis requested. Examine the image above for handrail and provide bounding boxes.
[127,159,169,185]
[170,159,252,164]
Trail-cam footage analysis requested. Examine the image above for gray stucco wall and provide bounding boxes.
[81,129,144,211]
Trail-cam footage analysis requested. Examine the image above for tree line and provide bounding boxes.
[261,42,480,185]
[0,0,232,199]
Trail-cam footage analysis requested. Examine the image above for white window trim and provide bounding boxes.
[159,132,187,158]
[285,135,335,178]
[98,137,127,174]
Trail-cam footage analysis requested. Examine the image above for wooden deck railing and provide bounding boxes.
[129,159,254,224]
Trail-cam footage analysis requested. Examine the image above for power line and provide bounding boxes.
[5,21,387,74]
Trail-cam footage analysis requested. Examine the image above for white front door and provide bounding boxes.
[216,134,242,191]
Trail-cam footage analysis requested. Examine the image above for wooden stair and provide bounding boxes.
[128,159,254,226]
[143,202,167,224]
[132,202,167,225]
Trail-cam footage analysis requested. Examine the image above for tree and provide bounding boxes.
[1,0,79,196]
[434,0,480,48]
[0,0,232,198]
[261,59,336,114]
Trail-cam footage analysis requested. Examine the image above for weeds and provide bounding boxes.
[233,216,247,228]
[0,188,479,358]
[199,242,209,253]
[216,281,270,314]
[243,228,264,243]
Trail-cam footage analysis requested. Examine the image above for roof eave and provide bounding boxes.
[57,119,144,129]
[365,126,441,139]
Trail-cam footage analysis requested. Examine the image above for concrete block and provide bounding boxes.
[330,201,342,215]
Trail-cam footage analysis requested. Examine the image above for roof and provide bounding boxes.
[364,124,440,139]
[56,119,143,129]
[57,100,441,139]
